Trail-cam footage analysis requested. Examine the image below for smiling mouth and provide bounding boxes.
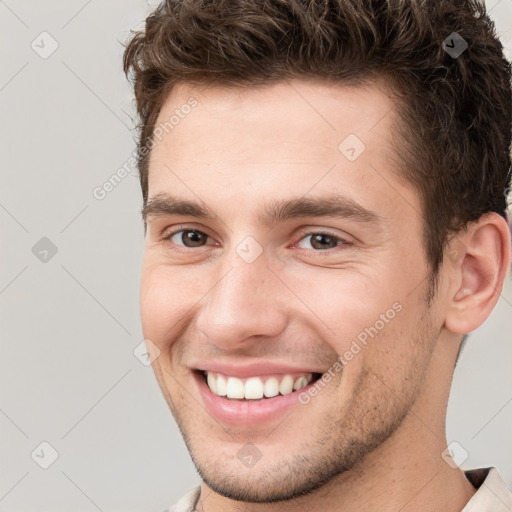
[198,369,323,401]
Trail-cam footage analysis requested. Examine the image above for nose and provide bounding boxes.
[195,252,288,349]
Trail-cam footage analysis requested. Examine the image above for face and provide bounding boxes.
[140,79,443,503]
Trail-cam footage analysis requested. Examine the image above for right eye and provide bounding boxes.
[162,228,214,248]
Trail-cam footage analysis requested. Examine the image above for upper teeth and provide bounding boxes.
[205,371,314,399]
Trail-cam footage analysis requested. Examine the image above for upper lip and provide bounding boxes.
[191,361,325,378]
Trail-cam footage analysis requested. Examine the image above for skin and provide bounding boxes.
[139,79,511,512]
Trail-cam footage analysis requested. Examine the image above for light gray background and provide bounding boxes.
[1,1,511,511]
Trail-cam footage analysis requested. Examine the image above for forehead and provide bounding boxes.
[151,78,397,163]
[146,78,419,228]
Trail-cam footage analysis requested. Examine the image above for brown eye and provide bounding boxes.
[297,232,343,251]
[167,229,210,247]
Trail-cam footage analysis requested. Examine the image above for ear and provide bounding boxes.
[443,212,511,334]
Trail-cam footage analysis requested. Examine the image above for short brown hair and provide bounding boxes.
[123,0,511,278]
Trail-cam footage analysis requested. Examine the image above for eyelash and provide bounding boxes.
[160,226,348,253]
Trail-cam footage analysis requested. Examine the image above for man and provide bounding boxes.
[123,0,512,510]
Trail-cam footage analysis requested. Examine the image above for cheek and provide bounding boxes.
[286,267,425,390]
[356,297,433,398]
[286,268,399,348]
[139,263,200,343]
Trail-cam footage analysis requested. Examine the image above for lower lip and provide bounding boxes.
[193,371,320,427]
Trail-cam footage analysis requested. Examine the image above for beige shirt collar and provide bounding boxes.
[462,467,512,511]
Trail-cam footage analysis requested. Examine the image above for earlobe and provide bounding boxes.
[444,213,511,335]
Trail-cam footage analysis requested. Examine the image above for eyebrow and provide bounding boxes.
[141,192,381,227]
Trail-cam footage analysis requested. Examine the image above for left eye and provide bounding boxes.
[296,232,344,250]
